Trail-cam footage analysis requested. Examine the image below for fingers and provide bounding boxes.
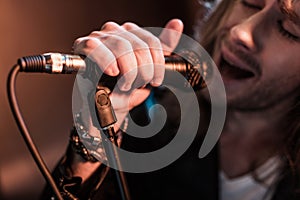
[73,35,120,76]
[73,19,184,91]
[159,19,184,55]
[102,22,157,89]
[122,22,165,86]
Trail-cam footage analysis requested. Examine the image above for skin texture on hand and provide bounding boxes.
[70,19,184,182]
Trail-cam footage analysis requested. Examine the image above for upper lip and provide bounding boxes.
[220,44,258,76]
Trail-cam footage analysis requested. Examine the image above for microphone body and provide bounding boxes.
[18,52,209,90]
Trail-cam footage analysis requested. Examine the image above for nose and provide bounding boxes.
[229,12,266,53]
[230,25,256,52]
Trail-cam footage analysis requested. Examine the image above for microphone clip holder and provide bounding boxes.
[94,86,117,129]
[93,85,131,200]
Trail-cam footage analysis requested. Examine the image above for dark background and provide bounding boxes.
[0,0,198,199]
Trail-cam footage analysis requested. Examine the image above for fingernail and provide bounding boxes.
[110,68,120,76]
[105,67,119,76]
[151,80,162,87]
[120,83,131,91]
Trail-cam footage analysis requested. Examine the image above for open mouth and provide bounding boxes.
[219,56,255,80]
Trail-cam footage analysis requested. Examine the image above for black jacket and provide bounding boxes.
[42,88,299,200]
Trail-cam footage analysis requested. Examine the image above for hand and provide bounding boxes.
[73,19,184,129]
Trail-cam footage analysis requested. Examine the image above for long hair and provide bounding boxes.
[197,0,300,196]
[197,0,236,55]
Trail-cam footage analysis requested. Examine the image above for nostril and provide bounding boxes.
[236,40,251,51]
[230,25,256,52]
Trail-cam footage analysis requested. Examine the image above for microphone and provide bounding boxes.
[17,52,211,90]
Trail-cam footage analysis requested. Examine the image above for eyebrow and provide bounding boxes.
[278,0,300,26]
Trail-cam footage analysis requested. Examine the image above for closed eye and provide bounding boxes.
[277,20,300,42]
[241,0,262,10]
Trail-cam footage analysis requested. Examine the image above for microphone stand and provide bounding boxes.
[93,86,131,200]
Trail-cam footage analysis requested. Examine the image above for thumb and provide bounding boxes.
[159,19,184,55]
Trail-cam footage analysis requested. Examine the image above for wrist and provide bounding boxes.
[69,127,99,163]
[71,112,108,162]
[68,126,102,183]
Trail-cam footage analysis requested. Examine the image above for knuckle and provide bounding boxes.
[73,37,84,47]
[101,21,120,31]
[83,37,100,50]
[122,22,139,30]
[144,36,161,49]
[90,31,101,37]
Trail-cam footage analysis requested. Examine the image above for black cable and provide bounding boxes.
[102,127,131,200]
[7,64,64,200]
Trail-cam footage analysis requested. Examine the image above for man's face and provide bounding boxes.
[212,0,300,110]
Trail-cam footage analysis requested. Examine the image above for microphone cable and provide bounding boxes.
[7,64,65,200]
[7,50,210,200]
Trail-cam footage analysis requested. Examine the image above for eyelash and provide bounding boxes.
[277,20,299,42]
[240,0,261,10]
[241,1,299,42]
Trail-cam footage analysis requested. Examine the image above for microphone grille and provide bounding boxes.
[178,50,212,90]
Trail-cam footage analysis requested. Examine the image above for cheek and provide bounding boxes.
[260,49,300,92]
[260,36,300,79]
